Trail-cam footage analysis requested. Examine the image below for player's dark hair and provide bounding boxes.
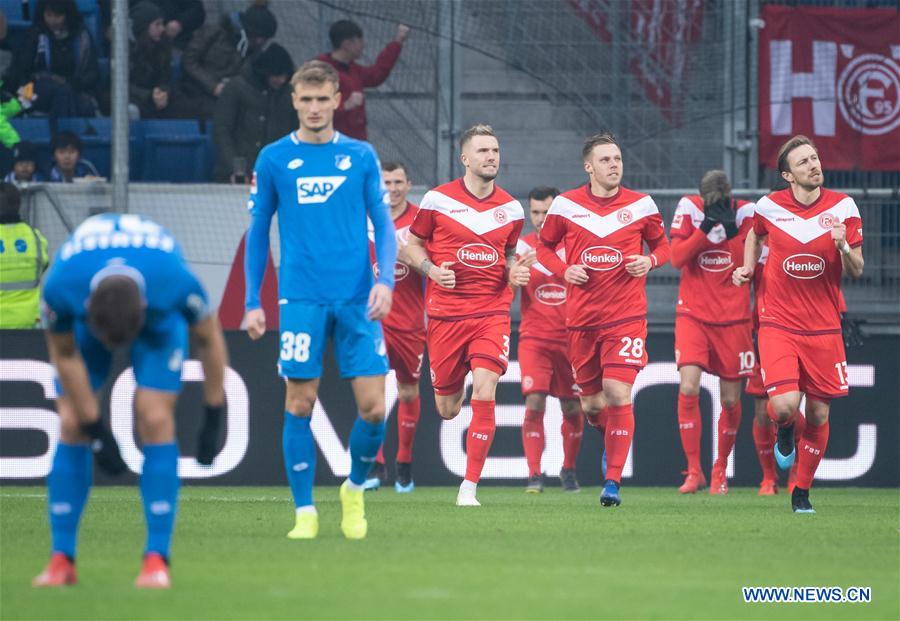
[291,60,339,91]
[87,276,145,347]
[381,161,408,177]
[0,182,22,220]
[459,124,496,150]
[528,186,559,202]
[699,170,731,206]
[51,130,82,154]
[581,132,620,160]
[777,135,816,175]
[329,19,363,49]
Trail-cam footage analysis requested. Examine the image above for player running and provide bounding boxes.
[244,60,397,539]
[733,135,863,513]
[364,161,426,493]
[405,124,530,507]
[33,213,228,589]
[669,171,755,495]
[537,132,670,507]
[517,186,584,493]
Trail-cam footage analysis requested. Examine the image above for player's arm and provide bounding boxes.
[190,313,228,465]
[243,154,276,339]
[365,150,397,320]
[626,214,670,277]
[406,232,455,288]
[833,223,864,278]
[507,245,535,289]
[734,227,764,286]
[538,211,585,285]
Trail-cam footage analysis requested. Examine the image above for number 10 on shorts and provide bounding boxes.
[281,331,311,362]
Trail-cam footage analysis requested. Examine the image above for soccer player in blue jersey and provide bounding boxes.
[243,60,397,540]
[32,213,229,589]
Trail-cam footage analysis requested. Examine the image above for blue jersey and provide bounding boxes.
[41,214,209,333]
[244,130,397,309]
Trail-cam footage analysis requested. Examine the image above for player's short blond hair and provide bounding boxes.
[699,170,731,206]
[777,135,816,174]
[459,124,496,150]
[582,132,620,160]
[291,60,339,91]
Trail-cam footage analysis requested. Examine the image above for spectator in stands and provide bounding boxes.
[0,181,49,328]
[4,142,45,183]
[49,131,99,182]
[128,1,193,119]
[213,42,294,183]
[317,19,409,140]
[133,0,206,49]
[182,3,277,119]
[3,0,100,120]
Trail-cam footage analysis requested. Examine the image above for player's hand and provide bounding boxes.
[564,264,589,285]
[625,255,652,277]
[508,252,536,287]
[367,283,393,320]
[732,265,753,286]
[396,24,410,43]
[429,261,456,289]
[345,91,364,110]
[81,419,128,476]
[245,308,266,340]
[196,403,224,466]
[831,222,848,251]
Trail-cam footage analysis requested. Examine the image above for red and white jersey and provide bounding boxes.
[517,232,567,343]
[753,188,862,334]
[369,202,425,333]
[752,242,769,330]
[540,185,668,329]
[670,195,755,325]
[410,178,524,321]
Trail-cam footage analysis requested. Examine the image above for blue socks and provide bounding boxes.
[48,442,93,559]
[348,416,385,486]
[283,412,316,508]
[140,442,179,559]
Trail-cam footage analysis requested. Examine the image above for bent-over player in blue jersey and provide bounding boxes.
[33,214,229,589]
[244,60,397,540]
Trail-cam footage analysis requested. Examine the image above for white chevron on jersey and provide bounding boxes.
[419,190,524,236]
[755,195,860,244]
[549,193,659,239]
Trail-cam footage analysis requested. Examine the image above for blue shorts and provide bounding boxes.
[278,300,388,380]
[56,312,188,395]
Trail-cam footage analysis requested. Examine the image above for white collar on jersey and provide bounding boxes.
[89,263,148,301]
[290,130,342,145]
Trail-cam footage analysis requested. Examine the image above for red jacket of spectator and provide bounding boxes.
[317,41,402,140]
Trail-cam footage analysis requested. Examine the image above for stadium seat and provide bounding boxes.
[56,117,141,180]
[1,0,26,19]
[139,120,209,182]
[2,0,31,51]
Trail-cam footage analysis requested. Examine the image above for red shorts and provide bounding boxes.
[674,316,754,381]
[757,326,848,401]
[427,314,510,395]
[567,319,647,396]
[745,363,767,397]
[383,325,426,385]
[518,338,579,399]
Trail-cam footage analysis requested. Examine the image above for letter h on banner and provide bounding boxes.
[770,40,837,136]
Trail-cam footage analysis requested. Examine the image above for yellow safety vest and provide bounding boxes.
[0,222,49,329]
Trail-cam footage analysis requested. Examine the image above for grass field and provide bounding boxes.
[1,486,897,620]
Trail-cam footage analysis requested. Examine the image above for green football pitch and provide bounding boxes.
[1,486,897,620]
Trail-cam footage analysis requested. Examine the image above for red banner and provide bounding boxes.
[758,6,900,171]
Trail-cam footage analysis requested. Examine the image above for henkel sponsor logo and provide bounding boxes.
[581,246,622,271]
[535,284,566,306]
[394,263,410,281]
[783,253,826,279]
[697,250,733,272]
[457,243,499,268]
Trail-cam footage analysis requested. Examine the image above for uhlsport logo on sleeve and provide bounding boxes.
[297,176,347,204]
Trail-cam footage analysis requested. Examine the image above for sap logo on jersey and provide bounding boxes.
[297,176,346,204]
[698,250,733,272]
[783,254,826,279]
[457,243,499,268]
[535,283,566,306]
[581,246,622,270]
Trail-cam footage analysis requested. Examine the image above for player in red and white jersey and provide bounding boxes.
[364,162,426,493]
[734,135,863,513]
[669,171,756,496]
[536,132,671,507]
[405,125,531,506]
[517,186,584,494]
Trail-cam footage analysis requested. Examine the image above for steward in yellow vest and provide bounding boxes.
[0,182,48,328]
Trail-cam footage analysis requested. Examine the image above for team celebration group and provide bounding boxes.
[30,60,864,588]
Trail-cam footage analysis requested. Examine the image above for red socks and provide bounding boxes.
[793,410,806,441]
[795,419,828,489]
[561,413,584,470]
[604,404,634,483]
[678,393,702,474]
[395,397,420,463]
[714,403,741,468]
[521,409,544,477]
[752,419,777,482]
[465,400,496,484]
